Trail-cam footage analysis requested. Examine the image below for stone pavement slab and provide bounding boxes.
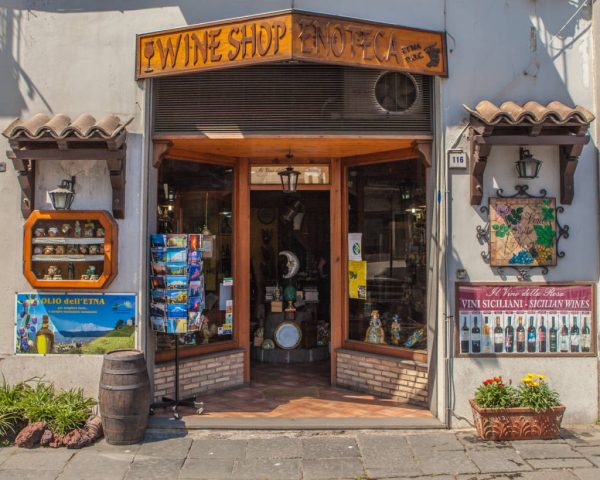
[359,434,422,478]
[137,436,191,459]
[1,448,74,470]
[408,432,465,451]
[0,448,15,467]
[572,468,600,480]
[415,449,480,476]
[124,457,184,480]
[527,458,594,469]
[520,470,580,480]
[232,458,302,480]
[56,449,133,480]
[467,446,532,473]
[301,437,360,459]
[302,457,364,480]
[179,458,235,479]
[0,469,61,480]
[515,442,582,459]
[188,438,246,459]
[564,429,600,446]
[245,436,301,458]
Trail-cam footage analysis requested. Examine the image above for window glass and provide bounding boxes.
[155,161,233,354]
[250,165,329,185]
[347,159,427,352]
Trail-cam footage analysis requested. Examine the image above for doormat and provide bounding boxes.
[262,387,320,400]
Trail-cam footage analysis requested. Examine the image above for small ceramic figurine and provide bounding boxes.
[365,310,386,344]
[88,245,99,255]
[54,245,65,255]
[201,321,211,344]
[74,221,82,238]
[66,245,78,255]
[61,223,72,236]
[403,328,424,348]
[34,227,45,238]
[85,266,96,276]
[79,245,88,255]
[96,227,105,238]
[317,321,330,346]
[47,265,60,276]
[47,227,59,237]
[273,284,282,301]
[67,263,74,280]
[253,327,264,347]
[83,222,95,238]
[33,246,43,255]
[390,314,402,346]
[262,339,275,350]
[43,246,55,255]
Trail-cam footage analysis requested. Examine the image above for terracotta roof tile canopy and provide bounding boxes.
[464,100,594,206]
[3,113,132,219]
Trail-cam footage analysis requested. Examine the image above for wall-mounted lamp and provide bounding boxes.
[278,151,300,193]
[48,177,75,210]
[516,148,543,179]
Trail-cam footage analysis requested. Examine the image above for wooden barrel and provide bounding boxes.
[99,349,150,445]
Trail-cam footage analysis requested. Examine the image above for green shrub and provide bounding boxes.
[515,373,560,413]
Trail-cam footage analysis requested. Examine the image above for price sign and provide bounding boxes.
[448,149,467,169]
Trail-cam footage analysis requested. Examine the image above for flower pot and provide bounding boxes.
[469,399,566,441]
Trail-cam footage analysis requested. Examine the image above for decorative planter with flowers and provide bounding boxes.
[470,374,565,441]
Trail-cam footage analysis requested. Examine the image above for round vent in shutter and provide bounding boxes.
[374,72,418,113]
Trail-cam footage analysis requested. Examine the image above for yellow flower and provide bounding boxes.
[532,381,539,387]
[537,374,545,379]
[527,373,535,378]
[521,377,531,383]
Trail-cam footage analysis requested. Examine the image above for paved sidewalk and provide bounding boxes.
[0,427,599,479]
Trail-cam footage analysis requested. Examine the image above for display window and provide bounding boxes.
[343,158,427,361]
[154,161,235,361]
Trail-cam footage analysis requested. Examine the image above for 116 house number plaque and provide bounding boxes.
[455,283,595,357]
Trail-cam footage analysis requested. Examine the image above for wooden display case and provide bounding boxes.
[24,210,118,289]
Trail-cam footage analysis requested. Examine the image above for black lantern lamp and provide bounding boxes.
[278,151,300,193]
[516,148,543,179]
[48,176,75,210]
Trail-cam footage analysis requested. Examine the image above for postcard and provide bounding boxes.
[152,262,167,276]
[188,250,202,265]
[150,315,167,332]
[166,234,187,248]
[166,262,187,276]
[188,264,202,281]
[166,275,188,290]
[150,234,166,248]
[167,289,188,304]
[188,311,202,330]
[188,296,204,312]
[167,303,187,318]
[189,279,204,298]
[151,248,167,263]
[188,234,202,251]
[150,276,166,289]
[151,289,166,301]
[166,248,187,263]
[166,318,187,334]
[150,302,166,317]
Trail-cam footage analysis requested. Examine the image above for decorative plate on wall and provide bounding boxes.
[274,321,302,350]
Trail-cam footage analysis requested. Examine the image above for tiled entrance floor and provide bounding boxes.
[162,361,432,419]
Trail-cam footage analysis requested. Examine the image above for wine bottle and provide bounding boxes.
[471,317,481,353]
[538,316,547,353]
[549,316,558,352]
[516,316,525,353]
[559,316,570,352]
[504,316,514,353]
[527,316,536,353]
[460,316,470,353]
[482,316,492,353]
[570,316,580,353]
[494,316,503,353]
[581,317,591,353]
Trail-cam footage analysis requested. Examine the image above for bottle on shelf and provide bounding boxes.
[494,316,503,353]
[460,316,470,354]
[527,316,536,353]
[581,317,591,353]
[504,316,514,353]
[570,316,580,353]
[549,316,558,353]
[482,316,492,353]
[538,316,547,353]
[516,316,525,353]
[471,316,481,353]
[559,316,570,353]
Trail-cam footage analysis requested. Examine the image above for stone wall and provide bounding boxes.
[336,349,428,406]
[153,349,244,401]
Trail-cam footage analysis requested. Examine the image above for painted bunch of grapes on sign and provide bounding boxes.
[489,197,557,267]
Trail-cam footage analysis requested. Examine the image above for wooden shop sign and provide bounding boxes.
[136,11,447,79]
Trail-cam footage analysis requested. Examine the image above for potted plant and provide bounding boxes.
[470,373,565,441]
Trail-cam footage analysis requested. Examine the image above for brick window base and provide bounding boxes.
[336,349,429,406]
[153,349,244,401]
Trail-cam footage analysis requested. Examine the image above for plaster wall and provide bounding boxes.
[0,1,596,424]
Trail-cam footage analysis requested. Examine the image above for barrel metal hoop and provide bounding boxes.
[100,382,149,391]
[103,367,148,375]
[101,413,149,420]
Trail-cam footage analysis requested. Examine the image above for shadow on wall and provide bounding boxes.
[0,0,291,118]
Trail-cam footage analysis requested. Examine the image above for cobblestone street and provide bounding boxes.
[0,427,599,479]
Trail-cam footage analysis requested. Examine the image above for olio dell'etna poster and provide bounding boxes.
[16,293,136,355]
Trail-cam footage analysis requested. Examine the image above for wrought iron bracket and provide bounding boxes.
[496,184,547,199]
